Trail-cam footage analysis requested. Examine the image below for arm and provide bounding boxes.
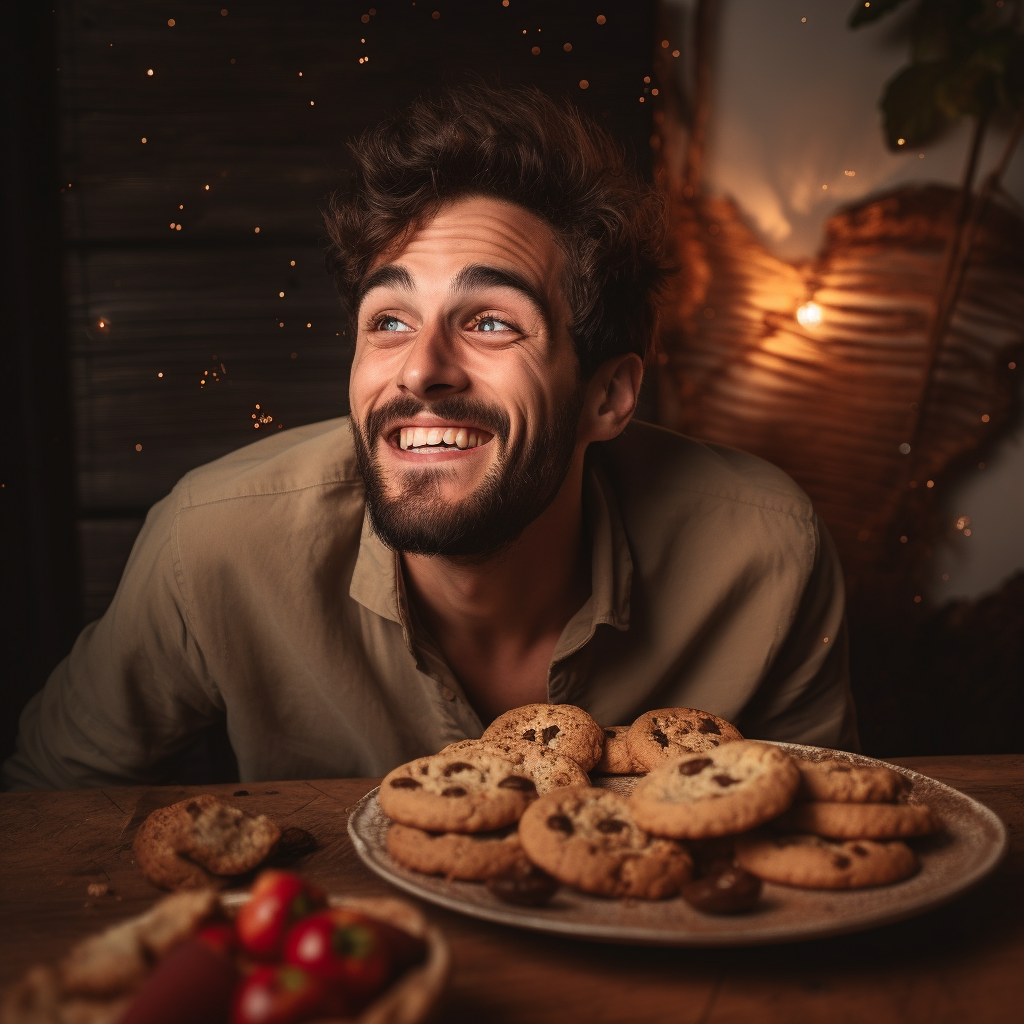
[2,487,224,790]
[736,515,860,751]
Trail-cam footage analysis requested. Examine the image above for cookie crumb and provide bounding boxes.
[86,882,109,898]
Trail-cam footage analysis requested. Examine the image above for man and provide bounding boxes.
[4,85,856,790]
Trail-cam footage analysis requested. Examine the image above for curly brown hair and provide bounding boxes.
[324,83,671,378]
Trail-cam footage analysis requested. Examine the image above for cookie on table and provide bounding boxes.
[386,823,525,880]
[736,833,919,889]
[627,708,743,770]
[796,758,908,803]
[774,801,942,840]
[379,752,537,833]
[593,726,638,774]
[481,703,605,771]
[518,787,692,899]
[630,740,800,840]
[133,794,280,891]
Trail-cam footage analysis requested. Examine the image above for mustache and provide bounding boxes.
[361,395,511,446]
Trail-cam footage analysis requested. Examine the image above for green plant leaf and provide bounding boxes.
[849,0,914,29]
[881,61,953,147]
[935,58,1000,117]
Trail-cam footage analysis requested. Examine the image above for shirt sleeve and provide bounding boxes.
[735,514,860,751]
[2,486,224,790]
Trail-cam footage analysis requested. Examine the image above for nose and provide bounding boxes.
[396,320,470,400]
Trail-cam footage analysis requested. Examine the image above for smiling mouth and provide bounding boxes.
[396,426,492,451]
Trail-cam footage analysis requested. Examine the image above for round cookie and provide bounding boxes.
[774,801,942,840]
[630,741,800,840]
[796,758,908,803]
[481,704,604,771]
[736,833,919,889]
[132,794,280,891]
[518,746,590,792]
[518,787,692,899]
[379,752,537,833]
[627,708,743,770]
[593,726,638,774]
[386,823,525,880]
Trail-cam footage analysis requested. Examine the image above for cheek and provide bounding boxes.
[349,344,394,416]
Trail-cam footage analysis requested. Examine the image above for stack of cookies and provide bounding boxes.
[378,703,942,907]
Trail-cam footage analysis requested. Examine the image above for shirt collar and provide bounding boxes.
[348,454,633,652]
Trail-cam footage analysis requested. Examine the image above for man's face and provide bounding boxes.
[348,195,584,558]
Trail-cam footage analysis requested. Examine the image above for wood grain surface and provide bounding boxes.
[2,755,1022,1023]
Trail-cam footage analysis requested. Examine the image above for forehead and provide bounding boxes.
[378,195,564,289]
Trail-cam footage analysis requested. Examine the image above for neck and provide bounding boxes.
[400,452,591,717]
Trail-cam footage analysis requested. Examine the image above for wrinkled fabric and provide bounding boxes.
[4,418,857,790]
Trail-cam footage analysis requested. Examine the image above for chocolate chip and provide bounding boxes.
[604,729,618,739]
[442,761,473,776]
[541,725,560,744]
[832,855,851,869]
[713,774,740,787]
[390,777,422,789]
[186,801,202,818]
[547,814,574,835]
[441,786,467,797]
[678,757,714,776]
[698,717,721,735]
[851,844,868,857]
[487,862,559,906]
[497,775,537,794]
[596,819,626,834]
[420,765,429,775]
[232,790,249,797]
[678,727,690,735]
[680,865,762,914]
[522,729,536,742]
[652,728,669,748]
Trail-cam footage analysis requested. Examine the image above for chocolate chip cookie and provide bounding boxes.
[386,823,526,880]
[774,800,942,840]
[627,708,743,770]
[133,795,281,891]
[379,752,537,833]
[593,726,638,774]
[518,787,692,899]
[629,741,800,839]
[519,746,590,792]
[796,758,908,803]
[481,704,605,771]
[736,833,919,889]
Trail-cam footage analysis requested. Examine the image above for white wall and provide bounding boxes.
[666,0,1024,602]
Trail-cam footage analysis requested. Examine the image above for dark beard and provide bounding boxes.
[351,391,584,560]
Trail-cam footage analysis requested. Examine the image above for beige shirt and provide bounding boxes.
[4,418,857,790]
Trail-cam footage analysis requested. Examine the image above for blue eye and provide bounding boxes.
[377,316,411,332]
[476,316,511,332]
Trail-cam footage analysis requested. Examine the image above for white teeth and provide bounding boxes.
[398,426,487,451]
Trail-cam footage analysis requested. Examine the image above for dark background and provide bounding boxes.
[3,1,657,767]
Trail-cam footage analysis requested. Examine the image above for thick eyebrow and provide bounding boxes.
[450,263,552,330]
[357,264,413,305]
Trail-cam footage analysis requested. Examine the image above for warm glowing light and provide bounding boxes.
[204,184,210,190]
[926,479,934,488]
[167,18,175,26]
[844,169,856,176]
[135,443,143,451]
[899,442,911,454]
[432,10,440,18]
[310,101,314,105]
[306,323,311,328]
[596,15,606,25]
[141,137,147,143]
[563,43,572,51]
[157,372,163,378]
[254,227,260,233]
[531,46,540,55]
[290,260,296,266]
[795,301,822,327]
[97,320,106,328]
[897,138,906,145]
[981,413,990,422]
[956,516,970,530]
[672,50,680,57]
[579,80,589,89]
[179,204,183,209]
[278,291,285,298]
[147,69,154,76]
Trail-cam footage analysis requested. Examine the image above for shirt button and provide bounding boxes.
[440,686,456,701]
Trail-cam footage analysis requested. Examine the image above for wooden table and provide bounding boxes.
[2,755,1022,1023]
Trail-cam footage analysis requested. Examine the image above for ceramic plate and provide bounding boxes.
[347,743,1008,946]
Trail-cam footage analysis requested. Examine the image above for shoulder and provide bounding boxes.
[602,419,816,526]
[171,416,362,511]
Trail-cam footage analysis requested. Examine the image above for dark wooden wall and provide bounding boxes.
[4,1,655,762]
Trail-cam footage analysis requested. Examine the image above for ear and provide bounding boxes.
[578,353,644,445]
